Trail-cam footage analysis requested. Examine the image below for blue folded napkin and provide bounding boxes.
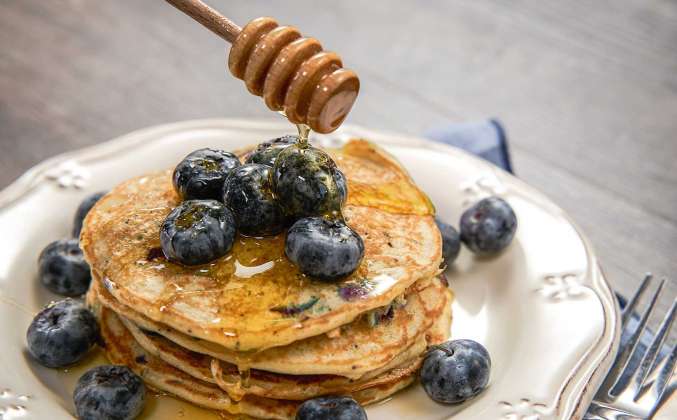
[424,119,513,174]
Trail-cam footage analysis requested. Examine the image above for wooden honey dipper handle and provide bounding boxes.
[165,0,241,43]
[165,0,359,134]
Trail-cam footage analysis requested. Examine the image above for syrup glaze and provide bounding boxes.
[86,138,439,352]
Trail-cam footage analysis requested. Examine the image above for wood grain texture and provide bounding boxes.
[165,0,242,43]
[0,0,675,309]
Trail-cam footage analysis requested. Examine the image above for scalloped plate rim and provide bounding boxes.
[0,118,621,420]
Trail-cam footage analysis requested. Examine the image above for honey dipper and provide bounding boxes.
[165,0,360,134]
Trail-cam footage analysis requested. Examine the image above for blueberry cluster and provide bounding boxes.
[29,192,145,419]
[436,196,517,268]
[163,136,364,281]
[27,298,144,419]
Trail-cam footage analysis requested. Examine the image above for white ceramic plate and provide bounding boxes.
[0,119,620,420]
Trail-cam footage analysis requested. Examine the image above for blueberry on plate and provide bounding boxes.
[26,299,99,368]
[172,148,241,201]
[435,218,461,266]
[285,217,364,281]
[160,200,236,266]
[38,239,91,297]
[223,164,287,236]
[460,196,517,256]
[420,339,491,404]
[272,144,347,218]
[72,191,106,238]
[244,135,297,167]
[295,396,367,420]
[74,365,145,420]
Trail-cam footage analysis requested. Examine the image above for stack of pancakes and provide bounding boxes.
[81,139,450,419]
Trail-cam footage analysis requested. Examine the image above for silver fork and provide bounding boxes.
[585,274,676,419]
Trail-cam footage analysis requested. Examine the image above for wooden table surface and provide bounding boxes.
[1,0,675,310]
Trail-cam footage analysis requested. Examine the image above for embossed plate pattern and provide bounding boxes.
[0,119,620,419]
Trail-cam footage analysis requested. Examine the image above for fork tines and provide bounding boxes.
[604,273,676,409]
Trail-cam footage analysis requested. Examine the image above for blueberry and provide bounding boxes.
[420,339,491,404]
[460,197,517,255]
[244,135,297,167]
[160,200,236,266]
[435,218,461,266]
[38,239,91,296]
[172,148,241,201]
[335,169,347,203]
[285,217,364,281]
[223,164,287,236]
[272,144,347,218]
[295,396,367,420]
[74,365,145,420]
[26,299,99,368]
[72,192,106,237]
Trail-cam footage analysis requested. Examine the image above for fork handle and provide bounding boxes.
[165,0,241,43]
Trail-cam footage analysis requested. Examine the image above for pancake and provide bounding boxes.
[96,303,419,419]
[120,312,428,402]
[90,274,449,378]
[81,139,442,351]
[89,281,451,401]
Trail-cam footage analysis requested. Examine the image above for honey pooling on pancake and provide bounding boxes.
[136,231,322,339]
[82,140,441,351]
[131,177,430,342]
[331,141,434,216]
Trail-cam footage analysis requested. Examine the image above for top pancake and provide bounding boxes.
[80,139,442,351]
